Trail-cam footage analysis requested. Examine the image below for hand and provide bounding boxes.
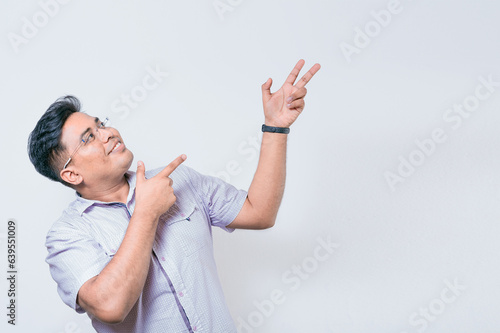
[261,59,321,128]
[134,154,187,220]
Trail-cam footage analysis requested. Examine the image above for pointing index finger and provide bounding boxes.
[159,154,187,177]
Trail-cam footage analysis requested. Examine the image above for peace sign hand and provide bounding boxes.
[261,59,321,128]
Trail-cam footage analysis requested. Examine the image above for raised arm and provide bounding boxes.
[228,59,321,229]
[76,155,186,324]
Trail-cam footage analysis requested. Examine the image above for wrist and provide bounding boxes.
[264,115,290,127]
[133,206,161,224]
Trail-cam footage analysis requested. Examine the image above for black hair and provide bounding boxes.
[27,95,81,185]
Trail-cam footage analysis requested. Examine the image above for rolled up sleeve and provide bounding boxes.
[45,220,111,313]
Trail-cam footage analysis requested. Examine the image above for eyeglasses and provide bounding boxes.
[63,117,109,169]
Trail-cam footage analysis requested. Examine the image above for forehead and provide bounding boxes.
[60,112,97,146]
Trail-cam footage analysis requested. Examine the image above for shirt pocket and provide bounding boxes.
[160,203,210,257]
[89,223,126,258]
[94,234,124,258]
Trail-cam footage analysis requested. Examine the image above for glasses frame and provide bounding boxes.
[62,117,109,170]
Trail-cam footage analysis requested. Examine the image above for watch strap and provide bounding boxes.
[262,124,290,134]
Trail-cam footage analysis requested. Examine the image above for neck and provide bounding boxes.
[76,175,130,204]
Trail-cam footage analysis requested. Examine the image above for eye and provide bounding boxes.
[83,133,95,144]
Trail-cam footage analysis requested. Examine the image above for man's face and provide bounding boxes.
[60,112,134,187]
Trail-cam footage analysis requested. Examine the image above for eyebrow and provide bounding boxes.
[78,117,100,141]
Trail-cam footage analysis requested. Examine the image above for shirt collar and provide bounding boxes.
[73,171,137,216]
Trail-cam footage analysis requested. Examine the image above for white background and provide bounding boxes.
[1,0,500,332]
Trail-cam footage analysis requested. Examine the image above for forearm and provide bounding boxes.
[247,132,287,225]
[78,209,159,323]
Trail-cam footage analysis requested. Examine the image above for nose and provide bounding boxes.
[96,127,114,143]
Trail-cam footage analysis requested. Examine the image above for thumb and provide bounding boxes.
[261,78,273,102]
[136,160,146,183]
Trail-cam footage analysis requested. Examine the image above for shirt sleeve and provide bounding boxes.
[179,165,248,232]
[45,217,112,313]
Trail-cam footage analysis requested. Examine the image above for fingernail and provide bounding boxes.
[286,96,293,103]
[287,104,292,108]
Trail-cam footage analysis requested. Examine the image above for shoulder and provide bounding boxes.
[45,201,89,245]
[145,164,212,203]
[146,164,202,183]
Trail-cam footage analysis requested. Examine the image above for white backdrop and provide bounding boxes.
[1,0,500,332]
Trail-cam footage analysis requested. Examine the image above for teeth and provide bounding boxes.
[111,142,121,153]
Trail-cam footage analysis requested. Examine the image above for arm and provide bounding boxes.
[228,59,321,229]
[76,155,186,324]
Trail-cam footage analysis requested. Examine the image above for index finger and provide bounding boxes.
[284,59,306,86]
[158,154,187,177]
[294,63,321,89]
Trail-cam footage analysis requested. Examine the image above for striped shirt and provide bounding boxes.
[45,164,248,332]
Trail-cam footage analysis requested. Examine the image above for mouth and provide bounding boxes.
[109,141,123,154]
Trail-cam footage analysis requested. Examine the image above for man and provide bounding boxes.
[28,60,320,332]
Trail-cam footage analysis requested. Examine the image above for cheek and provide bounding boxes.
[85,156,109,174]
[82,147,108,166]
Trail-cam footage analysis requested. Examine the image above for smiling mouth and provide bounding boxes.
[109,141,122,154]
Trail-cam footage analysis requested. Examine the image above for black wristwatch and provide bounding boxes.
[262,124,290,134]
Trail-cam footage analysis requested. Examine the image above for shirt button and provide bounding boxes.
[161,256,166,261]
[192,326,197,331]
[178,291,184,297]
[181,213,185,217]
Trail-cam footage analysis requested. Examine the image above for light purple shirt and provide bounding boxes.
[45,164,247,332]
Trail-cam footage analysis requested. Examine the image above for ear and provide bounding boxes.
[60,168,83,186]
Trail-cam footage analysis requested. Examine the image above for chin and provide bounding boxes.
[123,149,134,170]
